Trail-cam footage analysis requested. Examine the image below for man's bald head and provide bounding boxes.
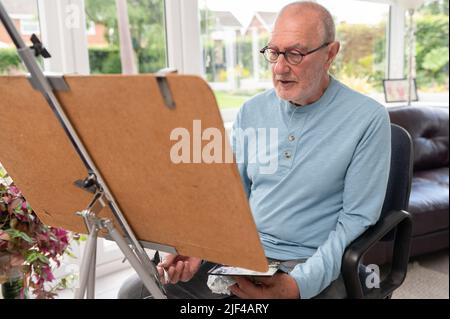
[274,1,335,44]
[267,1,340,106]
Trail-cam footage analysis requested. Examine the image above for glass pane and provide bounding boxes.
[414,0,449,102]
[85,0,167,74]
[200,0,284,109]
[199,0,389,109]
[319,0,389,99]
[0,0,41,75]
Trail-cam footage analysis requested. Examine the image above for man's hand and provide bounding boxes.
[230,273,300,299]
[156,254,202,284]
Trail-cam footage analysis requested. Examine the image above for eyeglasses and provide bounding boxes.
[260,42,331,65]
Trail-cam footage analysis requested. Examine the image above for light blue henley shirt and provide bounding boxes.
[231,77,391,299]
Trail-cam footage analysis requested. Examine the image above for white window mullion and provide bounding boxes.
[164,0,183,71]
[387,3,405,79]
[38,0,90,74]
[164,0,202,75]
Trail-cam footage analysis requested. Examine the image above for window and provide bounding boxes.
[20,18,40,35]
[413,0,449,103]
[84,0,167,74]
[319,0,390,100]
[0,0,41,75]
[199,0,287,109]
[199,0,390,109]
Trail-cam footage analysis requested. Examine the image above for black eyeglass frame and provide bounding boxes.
[260,42,331,65]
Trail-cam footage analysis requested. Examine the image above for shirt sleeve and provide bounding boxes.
[289,106,391,299]
[230,106,252,198]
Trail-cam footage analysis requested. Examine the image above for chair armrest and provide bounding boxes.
[342,209,413,298]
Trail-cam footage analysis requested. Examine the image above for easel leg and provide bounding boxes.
[104,220,167,299]
[75,225,98,299]
[86,238,97,299]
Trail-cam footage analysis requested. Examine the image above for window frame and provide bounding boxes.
[164,0,203,75]
[37,0,90,74]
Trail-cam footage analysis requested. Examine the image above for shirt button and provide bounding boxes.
[288,135,296,142]
[284,151,292,159]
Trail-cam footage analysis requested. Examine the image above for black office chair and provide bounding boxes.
[342,124,414,299]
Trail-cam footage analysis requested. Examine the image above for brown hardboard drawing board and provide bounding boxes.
[0,74,268,272]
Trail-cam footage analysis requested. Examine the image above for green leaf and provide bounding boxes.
[422,47,449,72]
[0,166,8,179]
[5,229,34,243]
[64,249,77,259]
[25,251,40,263]
[25,250,49,264]
[38,254,50,264]
[74,234,88,243]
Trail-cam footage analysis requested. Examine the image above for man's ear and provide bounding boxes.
[325,41,340,69]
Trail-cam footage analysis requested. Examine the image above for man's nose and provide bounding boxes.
[272,54,290,75]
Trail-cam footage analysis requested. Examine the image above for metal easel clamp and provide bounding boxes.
[29,33,51,58]
[18,33,68,93]
[74,173,102,194]
[28,73,70,92]
[76,191,106,219]
[75,189,106,235]
[156,68,177,110]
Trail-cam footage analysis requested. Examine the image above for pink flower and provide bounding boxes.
[8,186,21,197]
[2,195,11,205]
[41,265,55,282]
[1,181,72,298]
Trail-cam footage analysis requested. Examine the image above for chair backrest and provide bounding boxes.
[381,124,414,217]
[342,124,414,298]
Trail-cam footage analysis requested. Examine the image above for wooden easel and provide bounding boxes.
[0,0,268,299]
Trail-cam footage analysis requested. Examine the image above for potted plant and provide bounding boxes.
[0,166,76,299]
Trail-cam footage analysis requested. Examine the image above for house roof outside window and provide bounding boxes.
[244,11,277,35]
[209,11,242,30]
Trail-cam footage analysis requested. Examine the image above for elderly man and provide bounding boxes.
[119,1,390,299]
